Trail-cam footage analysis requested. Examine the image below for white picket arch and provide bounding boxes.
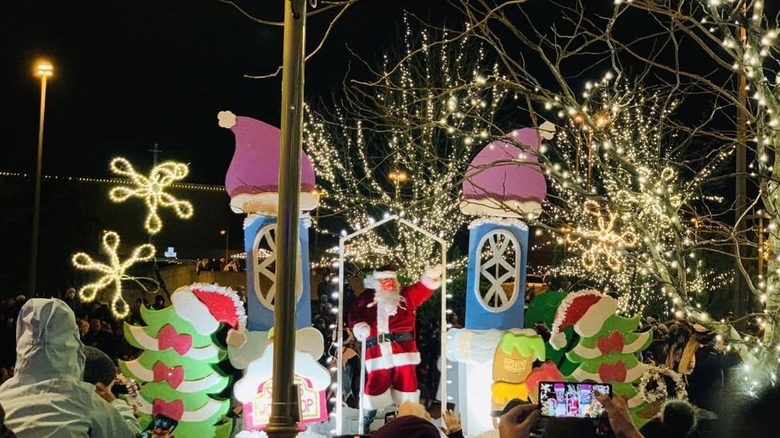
[335,215,448,435]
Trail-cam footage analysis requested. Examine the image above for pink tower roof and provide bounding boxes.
[218,111,318,214]
[460,126,549,218]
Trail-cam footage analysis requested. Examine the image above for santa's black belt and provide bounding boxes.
[365,331,414,347]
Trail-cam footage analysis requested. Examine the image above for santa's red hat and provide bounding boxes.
[549,289,617,350]
[170,283,247,336]
[364,264,398,288]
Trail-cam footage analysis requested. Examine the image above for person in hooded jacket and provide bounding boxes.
[0,403,16,437]
[0,298,137,438]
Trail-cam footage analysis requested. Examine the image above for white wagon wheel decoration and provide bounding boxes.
[476,229,520,311]
[252,223,302,309]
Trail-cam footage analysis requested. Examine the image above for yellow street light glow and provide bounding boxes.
[388,170,408,184]
[594,112,610,129]
[35,61,54,77]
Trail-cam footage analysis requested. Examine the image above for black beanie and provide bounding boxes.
[372,415,440,438]
[83,346,117,386]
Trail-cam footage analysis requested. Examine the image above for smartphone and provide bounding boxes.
[538,381,612,419]
[139,413,178,438]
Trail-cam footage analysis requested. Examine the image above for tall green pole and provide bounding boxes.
[265,0,306,437]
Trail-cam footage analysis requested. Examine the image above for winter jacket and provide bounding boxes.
[0,299,137,438]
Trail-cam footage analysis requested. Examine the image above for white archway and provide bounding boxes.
[335,215,448,435]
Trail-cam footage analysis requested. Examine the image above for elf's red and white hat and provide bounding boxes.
[171,283,247,337]
[550,289,617,350]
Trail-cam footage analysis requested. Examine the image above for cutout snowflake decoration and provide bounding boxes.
[566,200,638,271]
[108,157,194,235]
[72,231,156,319]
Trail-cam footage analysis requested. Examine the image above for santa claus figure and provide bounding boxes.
[348,264,444,411]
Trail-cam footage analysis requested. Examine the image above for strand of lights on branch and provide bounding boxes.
[0,171,225,192]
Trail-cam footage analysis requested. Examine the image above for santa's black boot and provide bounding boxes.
[363,409,377,433]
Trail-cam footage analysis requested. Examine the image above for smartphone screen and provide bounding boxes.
[538,381,612,418]
[139,413,178,438]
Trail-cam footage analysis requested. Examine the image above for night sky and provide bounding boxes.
[1,0,454,185]
[0,0,460,294]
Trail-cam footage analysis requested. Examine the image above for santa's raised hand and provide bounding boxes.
[421,265,445,290]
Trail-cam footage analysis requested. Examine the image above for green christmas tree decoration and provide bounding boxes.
[120,283,247,437]
[549,290,653,426]
[525,290,579,375]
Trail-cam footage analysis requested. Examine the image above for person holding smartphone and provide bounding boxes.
[594,392,645,438]
[496,392,645,438]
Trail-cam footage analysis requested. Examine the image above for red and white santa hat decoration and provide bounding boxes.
[549,289,617,350]
[171,283,247,343]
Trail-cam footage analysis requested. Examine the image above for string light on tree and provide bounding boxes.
[537,79,733,314]
[71,231,155,319]
[108,157,194,235]
[304,15,506,277]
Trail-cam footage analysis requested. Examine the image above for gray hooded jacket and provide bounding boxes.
[0,299,136,438]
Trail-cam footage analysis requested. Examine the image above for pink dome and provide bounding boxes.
[460,127,547,218]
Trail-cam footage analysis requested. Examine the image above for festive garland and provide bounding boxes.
[638,366,687,404]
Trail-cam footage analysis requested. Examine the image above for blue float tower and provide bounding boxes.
[243,215,312,331]
[459,126,550,330]
[464,219,529,329]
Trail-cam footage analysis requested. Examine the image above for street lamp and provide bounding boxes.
[573,112,610,188]
[388,170,408,201]
[220,229,229,264]
[312,189,327,250]
[29,60,53,295]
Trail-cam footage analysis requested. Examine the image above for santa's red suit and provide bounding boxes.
[348,266,443,410]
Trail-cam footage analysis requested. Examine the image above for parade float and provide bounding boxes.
[73,115,684,437]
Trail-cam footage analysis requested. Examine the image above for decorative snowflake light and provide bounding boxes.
[108,157,194,235]
[566,200,638,271]
[72,231,155,319]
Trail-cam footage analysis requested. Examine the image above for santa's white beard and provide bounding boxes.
[373,288,405,316]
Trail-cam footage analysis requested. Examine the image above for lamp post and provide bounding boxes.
[573,112,609,189]
[589,112,610,185]
[388,170,408,201]
[266,0,307,435]
[220,229,229,264]
[29,60,53,295]
[313,189,326,250]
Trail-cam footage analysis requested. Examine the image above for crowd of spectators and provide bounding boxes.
[0,274,765,438]
[196,257,242,274]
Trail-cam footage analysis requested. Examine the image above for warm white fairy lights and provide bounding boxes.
[536,78,733,315]
[108,157,194,235]
[71,231,155,319]
[565,200,638,271]
[692,0,780,393]
[304,15,505,277]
